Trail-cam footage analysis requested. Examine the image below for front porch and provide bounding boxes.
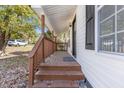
[28,35,85,88]
[32,51,85,88]
[28,5,85,88]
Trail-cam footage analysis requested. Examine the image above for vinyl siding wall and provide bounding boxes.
[69,5,124,88]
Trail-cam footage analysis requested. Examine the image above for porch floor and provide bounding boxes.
[33,51,85,88]
[42,51,80,65]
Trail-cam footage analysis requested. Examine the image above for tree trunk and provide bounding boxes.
[0,31,11,56]
[0,32,5,50]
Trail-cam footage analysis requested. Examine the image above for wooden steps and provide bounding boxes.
[33,80,79,88]
[35,70,83,80]
[32,52,85,88]
[39,62,81,71]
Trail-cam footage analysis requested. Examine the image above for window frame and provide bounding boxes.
[96,5,124,55]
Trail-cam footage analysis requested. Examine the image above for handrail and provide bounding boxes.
[28,35,56,87]
[28,35,43,58]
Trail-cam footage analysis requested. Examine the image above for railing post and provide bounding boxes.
[28,57,34,87]
[55,36,57,51]
[52,42,53,54]
[41,15,45,62]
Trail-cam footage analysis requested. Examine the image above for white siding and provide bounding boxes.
[72,5,124,88]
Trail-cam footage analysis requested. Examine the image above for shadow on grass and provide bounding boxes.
[9,51,30,56]
[0,51,31,60]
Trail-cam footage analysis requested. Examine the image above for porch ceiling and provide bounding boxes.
[42,5,77,34]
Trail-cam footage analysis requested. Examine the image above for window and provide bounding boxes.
[98,5,124,53]
[86,5,95,50]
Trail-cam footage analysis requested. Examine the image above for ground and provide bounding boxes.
[0,45,34,88]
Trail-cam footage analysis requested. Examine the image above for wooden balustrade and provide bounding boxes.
[44,37,54,58]
[28,35,56,87]
[56,43,68,51]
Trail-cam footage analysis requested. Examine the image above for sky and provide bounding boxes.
[36,27,41,34]
[35,26,49,34]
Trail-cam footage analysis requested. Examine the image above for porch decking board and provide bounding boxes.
[32,51,84,88]
[33,80,79,88]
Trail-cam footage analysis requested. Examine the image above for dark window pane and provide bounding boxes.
[86,5,94,22]
[86,5,95,50]
[117,5,124,11]
[97,5,100,7]
[100,35,115,52]
[100,16,115,35]
[117,10,124,31]
[99,5,115,21]
[117,32,124,53]
[86,18,94,44]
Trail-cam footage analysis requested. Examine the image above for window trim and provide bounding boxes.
[96,5,124,55]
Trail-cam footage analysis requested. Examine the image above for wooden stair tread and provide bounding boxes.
[33,80,79,88]
[36,70,83,76]
[35,70,84,80]
[39,62,81,71]
[40,62,80,67]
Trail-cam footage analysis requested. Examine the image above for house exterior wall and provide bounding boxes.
[69,5,124,88]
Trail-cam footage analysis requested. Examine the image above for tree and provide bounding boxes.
[0,5,40,56]
[45,31,53,39]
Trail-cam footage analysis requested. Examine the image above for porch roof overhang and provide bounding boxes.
[31,5,77,35]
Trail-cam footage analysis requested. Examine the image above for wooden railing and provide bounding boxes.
[56,43,68,51]
[28,35,56,87]
[44,37,56,58]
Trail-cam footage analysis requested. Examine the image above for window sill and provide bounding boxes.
[96,50,124,61]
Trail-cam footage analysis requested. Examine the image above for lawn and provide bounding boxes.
[0,45,34,88]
